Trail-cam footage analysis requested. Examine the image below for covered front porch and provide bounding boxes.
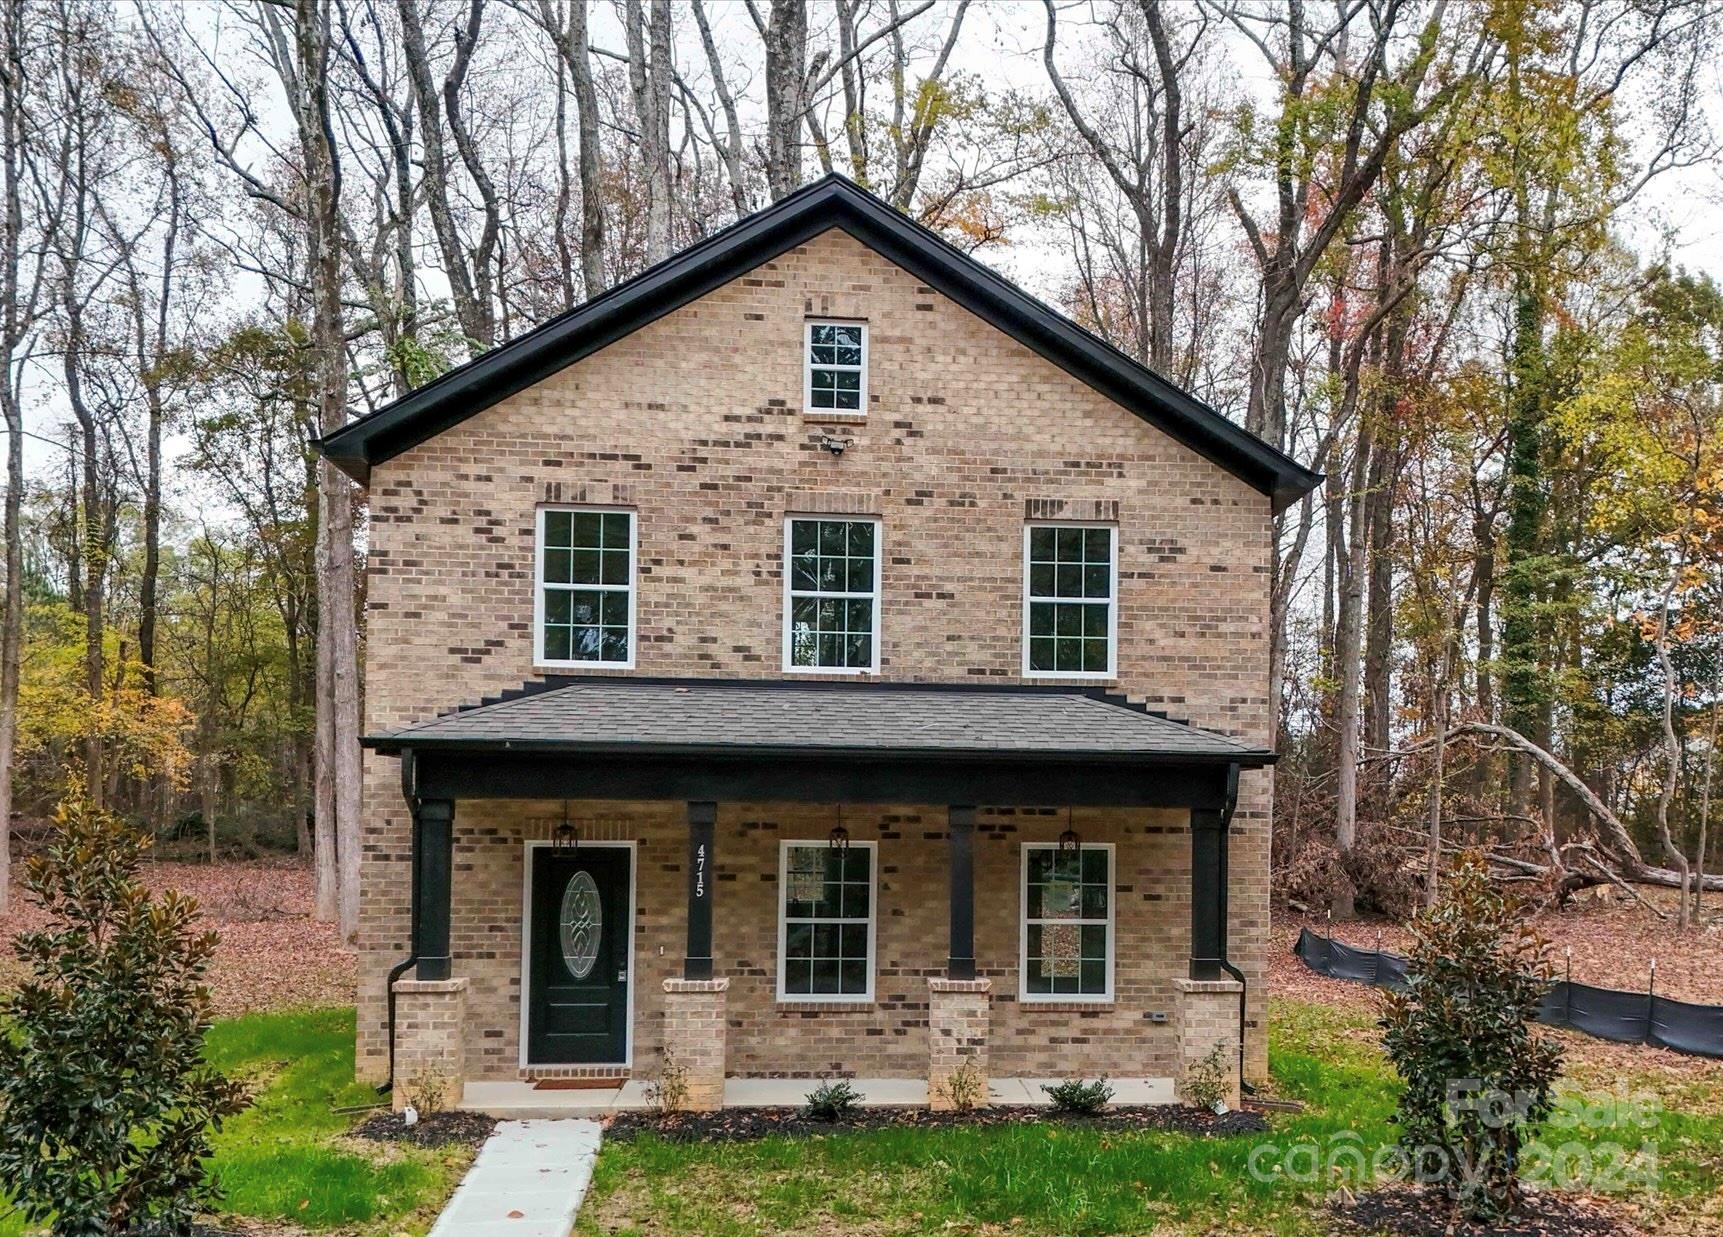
[368,678,1271,1113]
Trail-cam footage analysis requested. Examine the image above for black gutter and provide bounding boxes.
[377,749,419,1097]
[361,735,1276,767]
[1211,764,1255,1097]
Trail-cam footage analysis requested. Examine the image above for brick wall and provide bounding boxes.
[357,226,1275,1084]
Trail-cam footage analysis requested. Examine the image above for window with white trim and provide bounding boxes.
[1020,844,1113,1001]
[805,321,866,414]
[784,517,879,672]
[536,508,635,666]
[778,841,876,1000]
[1024,524,1116,676]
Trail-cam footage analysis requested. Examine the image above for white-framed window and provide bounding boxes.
[778,840,877,1002]
[534,507,637,668]
[805,320,867,415]
[1020,843,1114,1002]
[1023,523,1117,678]
[783,516,881,673]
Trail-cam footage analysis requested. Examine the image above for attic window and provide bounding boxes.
[806,321,866,415]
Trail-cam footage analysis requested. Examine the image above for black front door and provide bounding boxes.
[527,847,630,1064]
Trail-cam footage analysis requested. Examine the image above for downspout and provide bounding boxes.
[378,748,419,1096]
[1212,764,1255,1096]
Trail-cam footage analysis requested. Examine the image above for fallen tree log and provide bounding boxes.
[1382,721,1723,894]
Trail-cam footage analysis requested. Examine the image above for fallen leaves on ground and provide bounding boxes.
[1,857,354,1016]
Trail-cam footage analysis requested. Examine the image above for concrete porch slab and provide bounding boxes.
[460,1076,1174,1117]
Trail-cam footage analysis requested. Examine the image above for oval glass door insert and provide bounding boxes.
[559,870,601,980]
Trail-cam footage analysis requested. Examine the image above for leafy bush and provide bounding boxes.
[1182,1044,1233,1112]
[1381,852,1565,1222]
[804,1078,863,1121]
[0,799,250,1236]
[1041,1076,1114,1114]
[935,1059,986,1113]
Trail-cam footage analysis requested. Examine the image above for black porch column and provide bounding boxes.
[1188,806,1230,981]
[947,804,976,980]
[685,800,716,981]
[412,798,455,981]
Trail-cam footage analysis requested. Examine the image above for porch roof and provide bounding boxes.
[365,676,1274,767]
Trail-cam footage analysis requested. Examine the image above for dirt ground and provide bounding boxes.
[0,857,355,1016]
[1272,888,1723,1096]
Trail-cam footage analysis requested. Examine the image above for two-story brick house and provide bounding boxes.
[318,175,1320,1113]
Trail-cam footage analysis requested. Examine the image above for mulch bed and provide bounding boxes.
[352,1108,497,1148]
[1336,1185,1642,1236]
[605,1102,1266,1145]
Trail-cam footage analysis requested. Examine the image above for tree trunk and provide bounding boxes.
[763,0,808,200]
[1652,554,1691,929]
[296,0,363,939]
[1332,425,1373,916]
[1695,700,1716,922]
[0,0,30,915]
[1426,646,1451,909]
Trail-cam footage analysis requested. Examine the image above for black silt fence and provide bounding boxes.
[1293,927,1723,1061]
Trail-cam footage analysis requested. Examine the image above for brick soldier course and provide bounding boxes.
[319,175,1320,1112]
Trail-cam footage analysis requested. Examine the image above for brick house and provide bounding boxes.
[318,175,1319,1113]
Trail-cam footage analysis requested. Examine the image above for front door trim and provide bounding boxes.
[519,839,637,1070]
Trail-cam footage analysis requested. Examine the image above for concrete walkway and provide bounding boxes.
[429,1119,602,1237]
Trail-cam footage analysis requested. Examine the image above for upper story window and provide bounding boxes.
[1021,843,1113,1002]
[784,517,880,673]
[1023,523,1116,678]
[536,507,636,668]
[805,321,866,414]
[778,840,876,1002]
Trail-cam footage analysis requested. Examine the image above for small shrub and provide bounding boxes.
[935,1058,986,1113]
[1381,852,1564,1222]
[1041,1076,1114,1114]
[804,1078,863,1121]
[0,799,251,1235]
[404,1066,452,1116]
[644,1052,690,1115]
[1183,1043,1233,1113]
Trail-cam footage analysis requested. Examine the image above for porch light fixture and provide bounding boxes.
[1058,809,1081,856]
[829,806,850,852]
[552,801,579,857]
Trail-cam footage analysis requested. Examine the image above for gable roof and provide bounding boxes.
[316,174,1321,511]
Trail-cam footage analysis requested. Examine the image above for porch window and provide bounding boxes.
[805,320,866,414]
[784,517,880,672]
[1020,843,1113,1001]
[1023,524,1116,677]
[536,507,635,667]
[778,841,876,1001]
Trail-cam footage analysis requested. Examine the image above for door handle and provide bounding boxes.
[617,969,627,982]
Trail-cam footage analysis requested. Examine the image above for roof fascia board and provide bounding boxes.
[319,176,1320,509]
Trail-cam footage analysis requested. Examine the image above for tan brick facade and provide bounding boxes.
[359,227,1274,1094]
[391,978,468,1112]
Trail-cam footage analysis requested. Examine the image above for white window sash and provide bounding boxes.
[781,516,882,674]
[1021,522,1118,680]
[1018,842,1115,1004]
[776,839,877,1004]
[804,320,868,415]
[533,506,638,670]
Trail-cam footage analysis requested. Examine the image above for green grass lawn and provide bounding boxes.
[0,1007,469,1236]
[1,1000,1719,1235]
[577,1000,1723,1235]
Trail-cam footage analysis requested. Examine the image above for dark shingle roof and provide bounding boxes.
[315,175,1320,511]
[367,677,1272,766]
